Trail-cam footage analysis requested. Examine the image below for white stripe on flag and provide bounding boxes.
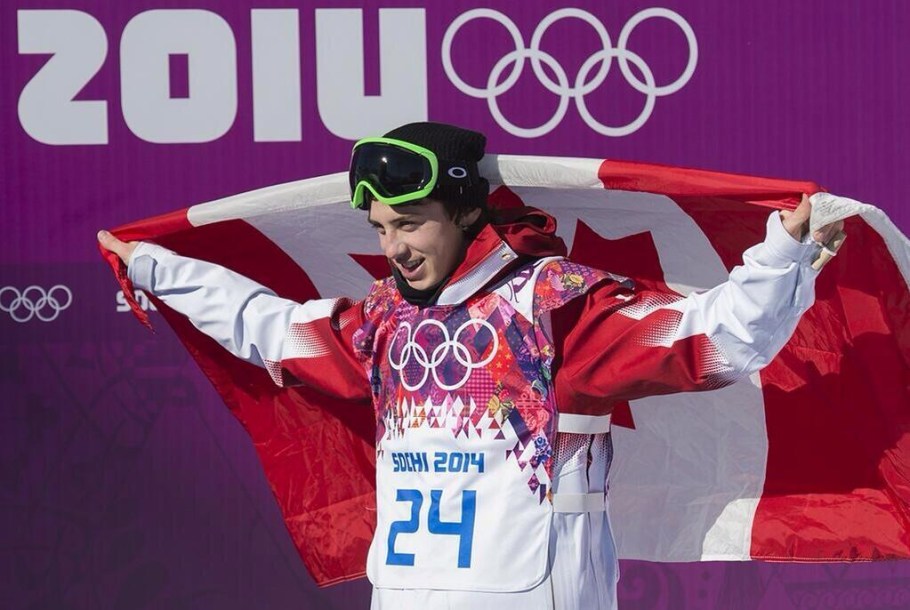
[187,172,350,227]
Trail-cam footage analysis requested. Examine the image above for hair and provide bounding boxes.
[360,195,490,235]
[438,198,490,235]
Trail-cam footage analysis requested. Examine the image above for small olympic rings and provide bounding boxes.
[0,285,73,323]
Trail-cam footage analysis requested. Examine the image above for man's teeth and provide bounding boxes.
[403,260,421,271]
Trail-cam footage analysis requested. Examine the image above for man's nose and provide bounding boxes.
[383,233,408,261]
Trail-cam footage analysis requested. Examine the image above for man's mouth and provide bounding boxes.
[398,258,425,279]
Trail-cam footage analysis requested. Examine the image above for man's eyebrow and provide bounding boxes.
[368,214,419,227]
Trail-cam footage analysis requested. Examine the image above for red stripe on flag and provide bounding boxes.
[599,159,820,209]
[752,218,910,559]
[145,219,377,585]
[113,208,194,243]
[617,180,910,560]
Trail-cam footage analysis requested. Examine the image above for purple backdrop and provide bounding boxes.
[3,1,909,608]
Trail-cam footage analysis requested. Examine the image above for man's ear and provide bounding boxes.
[460,207,483,228]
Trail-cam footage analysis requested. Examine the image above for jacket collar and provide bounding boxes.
[435,207,567,306]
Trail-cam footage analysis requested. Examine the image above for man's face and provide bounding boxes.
[368,199,477,290]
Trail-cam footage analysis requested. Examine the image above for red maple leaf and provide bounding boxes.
[566,219,685,430]
[349,253,392,280]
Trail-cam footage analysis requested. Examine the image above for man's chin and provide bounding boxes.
[404,272,442,291]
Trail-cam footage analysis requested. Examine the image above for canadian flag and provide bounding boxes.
[103,156,910,585]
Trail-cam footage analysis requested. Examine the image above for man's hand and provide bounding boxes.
[780,194,845,245]
[97,230,138,265]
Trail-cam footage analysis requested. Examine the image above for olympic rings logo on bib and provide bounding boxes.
[442,7,698,138]
[0,285,72,323]
[388,318,499,392]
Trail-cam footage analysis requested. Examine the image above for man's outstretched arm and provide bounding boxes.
[98,231,371,400]
[552,195,844,411]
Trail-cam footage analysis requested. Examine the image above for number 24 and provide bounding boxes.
[386,489,476,568]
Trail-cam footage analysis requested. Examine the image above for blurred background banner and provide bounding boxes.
[2,1,908,609]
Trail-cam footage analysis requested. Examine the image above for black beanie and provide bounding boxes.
[383,122,490,210]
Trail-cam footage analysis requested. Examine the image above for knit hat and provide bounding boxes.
[382,122,490,210]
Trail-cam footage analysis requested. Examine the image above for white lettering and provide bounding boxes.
[251,9,302,142]
[17,8,437,145]
[116,290,157,312]
[315,8,427,139]
[17,10,108,145]
[120,10,237,143]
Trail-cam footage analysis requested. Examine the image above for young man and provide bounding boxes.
[98,122,843,610]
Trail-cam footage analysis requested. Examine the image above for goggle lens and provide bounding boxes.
[350,142,435,205]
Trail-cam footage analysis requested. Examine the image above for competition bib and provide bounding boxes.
[367,406,552,592]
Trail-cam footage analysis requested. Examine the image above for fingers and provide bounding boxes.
[780,194,848,245]
[97,230,138,264]
[812,220,845,245]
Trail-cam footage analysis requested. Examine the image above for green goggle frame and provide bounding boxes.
[349,138,441,209]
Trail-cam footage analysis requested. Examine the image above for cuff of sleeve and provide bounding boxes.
[127,242,174,291]
[763,211,819,265]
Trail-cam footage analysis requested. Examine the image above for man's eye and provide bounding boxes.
[399,221,417,230]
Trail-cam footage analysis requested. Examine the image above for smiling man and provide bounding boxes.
[368,199,479,290]
[98,122,843,610]
[355,123,488,300]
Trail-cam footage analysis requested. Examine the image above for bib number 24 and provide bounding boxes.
[386,489,476,568]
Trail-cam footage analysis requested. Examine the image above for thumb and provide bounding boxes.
[780,194,811,241]
[97,230,137,264]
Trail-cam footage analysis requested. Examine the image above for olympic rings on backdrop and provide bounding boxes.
[0,285,72,323]
[388,318,499,392]
[442,7,698,138]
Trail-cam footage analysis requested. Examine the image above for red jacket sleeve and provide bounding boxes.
[549,212,820,415]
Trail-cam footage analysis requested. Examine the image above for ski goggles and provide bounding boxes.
[349,137,474,209]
